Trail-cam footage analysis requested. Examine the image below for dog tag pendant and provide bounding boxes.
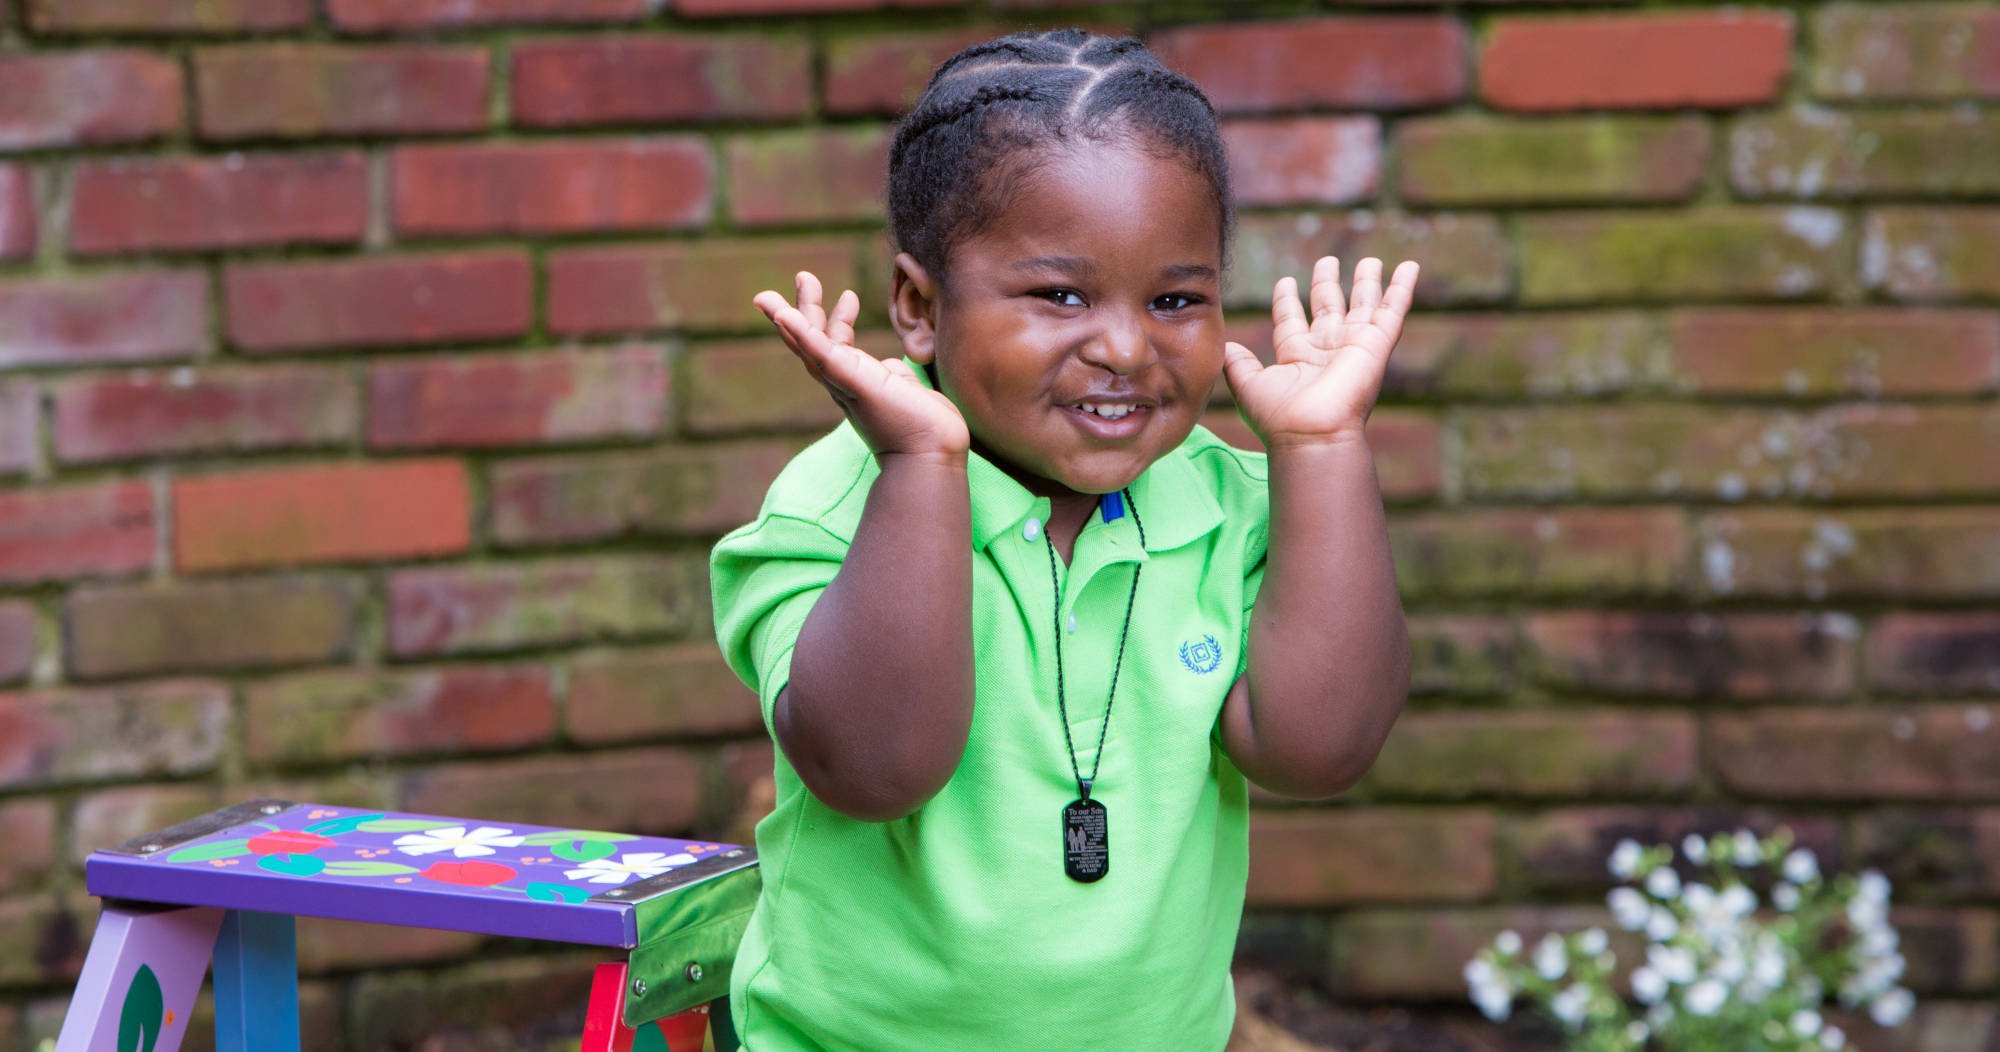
[1062,796,1108,883]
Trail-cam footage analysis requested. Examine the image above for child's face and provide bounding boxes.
[907,138,1225,500]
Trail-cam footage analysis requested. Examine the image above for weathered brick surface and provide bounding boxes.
[1666,308,2000,396]
[822,27,995,115]
[548,236,860,335]
[27,0,312,32]
[1399,116,1707,206]
[679,0,956,13]
[245,665,557,766]
[296,918,484,975]
[1204,408,1441,502]
[1386,311,1664,398]
[51,364,357,464]
[1811,3,2000,102]
[1528,610,1857,700]
[0,270,208,367]
[66,577,357,679]
[1854,808,2000,903]
[0,601,35,685]
[1711,705,2000,800]
[328,0,651,31]
[398,748,706,834]
[1150,18,1467,113]
[1698,508,2000,600]
[488,439,800,545]
[0,164,33,262]
[1320,905,1625,998]
[174,460,470,572]
[0,380,35,478]
[1481,11,1793,112]
[512,35,810,127]
[1865,208,2000,300]
[346,953,602,1051]
[1222,117,1381,207]
[566,643,761,744]
[1733,109,2000,200]
[1389,507,1687,599]
[1869,613,2000,696]
[0,480,153,585]
[71,152,368,255]
[1233,212,1510,309]
[682,338,854,437]
[1406,615,1515,697]
[0,895,86,986]
[393,139,713,237]
[727,126,890,226]
[1248,809,1495,907]
[1356,709,1696,799]
[0,51,181,151]
[225,251,531,353]
[194,44,489,141]
[1518,207,1845,304]
[0,800,55,893]
[368,346,667,450]
[1503,807,1842,895]
[386,555,708,657]
[0,680,228,791]
[69,783,225,865]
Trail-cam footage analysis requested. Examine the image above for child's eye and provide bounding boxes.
[1152,293,1200,312]
[1037,289,1086,307]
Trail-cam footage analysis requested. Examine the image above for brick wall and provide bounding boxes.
[1,1,1998,1049]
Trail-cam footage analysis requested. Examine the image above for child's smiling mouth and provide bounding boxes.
[1059,399,1154,438]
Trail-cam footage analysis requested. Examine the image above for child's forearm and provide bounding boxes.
[777,452,975,822]
[1228,434,1410,798]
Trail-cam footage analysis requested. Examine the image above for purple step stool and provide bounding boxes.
[55,799,758,1052]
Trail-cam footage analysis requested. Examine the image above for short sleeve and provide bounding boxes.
[711,513,852,736]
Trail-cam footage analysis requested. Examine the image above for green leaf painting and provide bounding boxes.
[552,839,617,863]
[257,853,326,877]
[353,819,461,834]
[322,860,419,876]
[163,839,250,864]
[525,881,592,904]
[118,964,164,1052]
[303,812,388,836]
[520,829,638,846]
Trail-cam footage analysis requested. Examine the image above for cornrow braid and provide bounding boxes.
[885,28,1233,283]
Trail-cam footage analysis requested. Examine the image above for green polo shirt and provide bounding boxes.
[711,419,1269,1051]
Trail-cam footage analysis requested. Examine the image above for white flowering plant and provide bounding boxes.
[1463,827,1914,1051]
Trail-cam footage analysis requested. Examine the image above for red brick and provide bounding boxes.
[1325,905,1620,999]
[1150,17,1466,113]
[1504,806,1842,896]
[1232,212,1510,309]
[488,439,800,546]
[1407,615,1515,697]
[567,643,760,744]
[225,251,530,353]
[174,460,470,573]
[1202,408,1441,502]
[727,126,889,227]
[0,51,181,151]
[398,748,706,835]
[296,918,483,975]
[1896,907,2000,994]
[345,953,608,1050]
[393,139,712,238]
[1668,308,2000,396]
[0,895,89,986]
[0,601,34,685]
[1869,613,2000,696]
[1519,207,1844,304]
[1856,808,2000,905]
[0,480,153,585]
[0,680,228,791]
[1732,109,2000,200]
[368,346,667,450]
[1812,3,2000,102]
[194,44,489,142]
[1865,208,2000,301]
[1529,610,1857,700]
[245,665,557,766]
[679,0,953,13]
[1481,11,1793,112]
[1397,115,1708,206]
[1247,809,1495,906]
[512,35,809,128]
[0,270,208,367]
[69,784,226,865]
[52,364,357,464]
[682,337,865,437]
[66,576,358,679]
[1389,507,1687,599]
[25,0,311,32]
[0,799,55,892]
[72,152,367,256]
[1712,705,2000,800]
[0,164,34,261]
[1386,312,1664,398]
[386,555,708,658]
[1698,509,2000,601]
[1357,709,1696,799]
[328,0,649,31]
[823,27,995,116]
[0,378,34,477]
[1221,117,1380,207]
[548,236,860,336]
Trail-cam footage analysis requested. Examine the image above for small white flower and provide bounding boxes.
[1623,1021,1649,1044]
[1550,983,1589,1029]
[1534,933,1568,980]
[1632,965,1668,1004]
[1609,887,1651,930]
[1645,1002,1675,1028]
[1472,982,1512,1022]
[1609,838,1644,879]
[1645,905,1680,941]
[564,850,695,885]
[1684,978,1727,1016]
[1494,929,1522,955]
[1773,881,1801,911]
[1681,833,1708,864]
[1463,957,1498,988]
[1821,1024,1847,1050]
[1720,883,1757,917]
[1790,1008,1822,1036]
[1869,987,1914,1026]
[1645,866,1681,899]
[1578,927,1608,956]
[393,825,526,858]
[1857,869,1892,903]
[1733,828,1762,866]
[1784,847,1821,884]
[1646,943,1696,983]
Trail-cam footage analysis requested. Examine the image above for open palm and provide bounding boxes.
[1222,256,1419,448]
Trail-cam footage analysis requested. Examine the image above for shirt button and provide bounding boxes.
[1066,613,1079,633]
[1023,519,1042,542]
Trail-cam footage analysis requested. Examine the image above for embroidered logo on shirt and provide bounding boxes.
[1179,635,1223,674]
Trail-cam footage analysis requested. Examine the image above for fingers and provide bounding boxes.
[795,271,826,333]
[1307,256,1345,323]
[1346,257,1383,321]
[1270,275,1309,350]
[1377,261,1420,330]
[1220,340,1263,397]
[828,289,860,348]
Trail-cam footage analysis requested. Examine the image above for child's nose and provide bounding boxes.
[1080,308,1154,373]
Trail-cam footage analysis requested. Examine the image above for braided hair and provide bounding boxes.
[887,28,1233,285]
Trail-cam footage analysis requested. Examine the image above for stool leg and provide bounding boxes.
[581,962,636,1052]
[55,903,224,1052]
[710,995,740,1052]
[211,910,300,1052]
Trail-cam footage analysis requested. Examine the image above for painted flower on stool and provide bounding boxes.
[565,851,696,885]
[393,825,526,858]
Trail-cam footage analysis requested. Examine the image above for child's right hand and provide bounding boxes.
[753,272,970,459]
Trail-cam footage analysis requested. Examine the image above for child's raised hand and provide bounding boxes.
[1222,256,1419,449]
[753,272,970,458]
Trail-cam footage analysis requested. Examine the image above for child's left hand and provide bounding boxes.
[1222,255,1419,449]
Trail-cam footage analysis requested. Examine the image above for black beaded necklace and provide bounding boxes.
[1043,488,1146,884]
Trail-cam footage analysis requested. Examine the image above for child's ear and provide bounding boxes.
[889,252,939,365]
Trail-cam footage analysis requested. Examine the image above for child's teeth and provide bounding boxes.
[1079,403,1133,419]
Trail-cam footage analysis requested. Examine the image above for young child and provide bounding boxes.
[711,28,1416,1050]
